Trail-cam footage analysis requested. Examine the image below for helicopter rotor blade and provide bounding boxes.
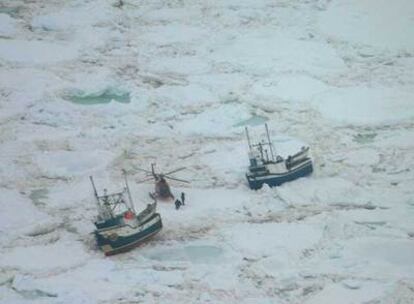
[164,175,190,184]
[164,167,186,176]
[136,176,155,183]
[132,165,153,175]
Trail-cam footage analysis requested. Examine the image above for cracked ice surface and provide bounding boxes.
[1,0,414,303]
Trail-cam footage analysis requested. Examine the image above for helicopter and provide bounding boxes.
[135,163,189,200]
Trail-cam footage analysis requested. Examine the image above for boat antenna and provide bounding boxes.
[122,169,136,213]
[265,123,275,161]
[258,142,264,160]
[245,127,252,151]
[151,162,159,180]
[90,176,103,217]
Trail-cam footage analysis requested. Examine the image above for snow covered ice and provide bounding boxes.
[1,0,414,303]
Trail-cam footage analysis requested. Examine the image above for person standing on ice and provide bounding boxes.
[181,192,185,205]
[175,199,182,210]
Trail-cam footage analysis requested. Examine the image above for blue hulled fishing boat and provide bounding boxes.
[90,171,162,256]
[245,124,313,189]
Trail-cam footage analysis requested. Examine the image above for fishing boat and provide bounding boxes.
[245,124,313,189]
[90,171,162,256]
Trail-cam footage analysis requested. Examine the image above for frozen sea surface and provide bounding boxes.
[1,0,414,303]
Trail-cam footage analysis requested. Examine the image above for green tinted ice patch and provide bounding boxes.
[353,132,377,144]
[233,115,268,127]
[148,245,223,264]
[29,188,48,207]
[0,6,21,16]
[64,89,130,105]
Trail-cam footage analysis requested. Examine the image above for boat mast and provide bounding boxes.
[265,123,275,161]
[122,169,136,213]
[245,127,252,151]
[90,176,104,218]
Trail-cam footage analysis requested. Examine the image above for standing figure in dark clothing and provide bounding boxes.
[181,192,185,205]
[174,199,182,210]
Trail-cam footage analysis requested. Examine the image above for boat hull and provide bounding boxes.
[94,213,162,256]
[246,160,313,190]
